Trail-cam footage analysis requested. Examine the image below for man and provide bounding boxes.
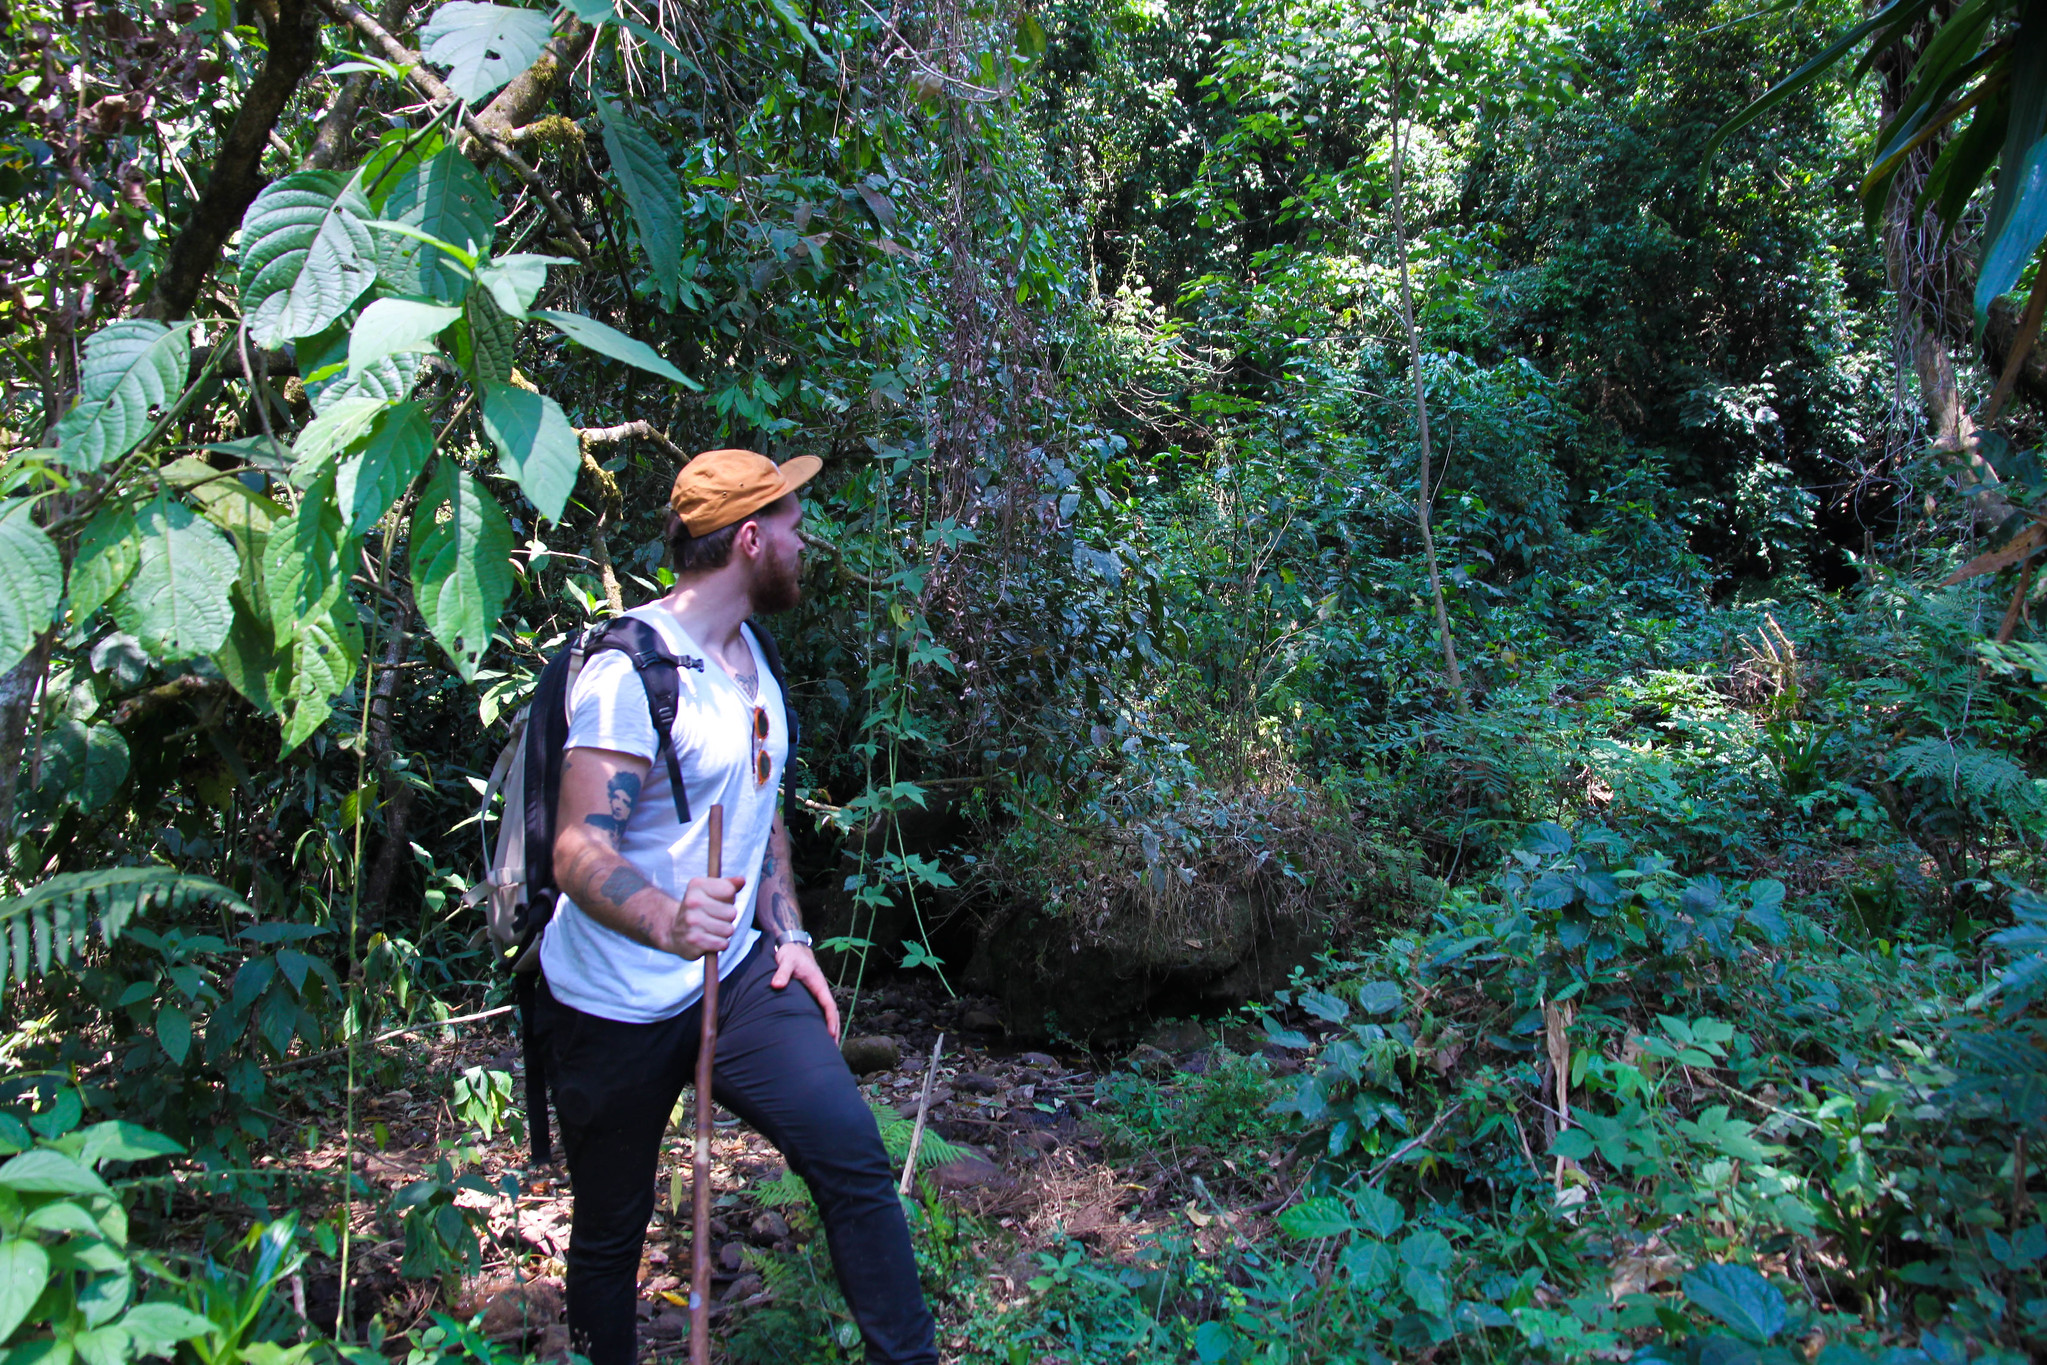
[536,448,937,1365]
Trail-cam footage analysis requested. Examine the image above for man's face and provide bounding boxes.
[607,787,632,822]
[749,498,805,614]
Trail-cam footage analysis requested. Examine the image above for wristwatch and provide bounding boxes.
[773,930,814,951]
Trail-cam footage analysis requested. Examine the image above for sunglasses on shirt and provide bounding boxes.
[752,705,772,787]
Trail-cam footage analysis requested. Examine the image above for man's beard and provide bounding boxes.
[751,543,802,614]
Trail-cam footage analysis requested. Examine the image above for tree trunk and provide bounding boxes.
[0,640,51,867]
[1879,139,1977,454]
[360,601,414,924]
[139,0,321,322]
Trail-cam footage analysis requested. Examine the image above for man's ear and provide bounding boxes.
[733,518,765,560]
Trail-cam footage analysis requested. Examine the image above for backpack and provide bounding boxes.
[463,613,798,1163]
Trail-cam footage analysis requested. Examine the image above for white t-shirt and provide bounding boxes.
[538,605,787,1023]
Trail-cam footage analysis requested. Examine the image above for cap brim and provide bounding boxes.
[777,455,823,493]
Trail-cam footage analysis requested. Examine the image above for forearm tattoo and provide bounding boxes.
[767,888,802,941]
[599,865,652,906]
[761,823,804,944]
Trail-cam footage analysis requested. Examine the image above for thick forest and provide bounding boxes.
[3,0,2047,1359]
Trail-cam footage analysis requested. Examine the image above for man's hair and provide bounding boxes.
[665,493,795,574]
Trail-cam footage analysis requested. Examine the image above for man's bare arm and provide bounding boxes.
[553,747,740,959]
[761,809,841,1039]
[759,810,805,945]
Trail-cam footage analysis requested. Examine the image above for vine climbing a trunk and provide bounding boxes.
[1385,54,1469,717]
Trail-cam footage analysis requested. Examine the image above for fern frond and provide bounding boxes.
[746,1248,811,1299]
[755,1114,965,1212]
[0,867,252,994]
[1887,738,2038,814]
[870,1103,964,1167]
[754,1172,815,1208]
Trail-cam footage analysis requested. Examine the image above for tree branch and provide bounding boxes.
[139,0,322,321]
[578,420,690,614]
[577,418,689,463]
[1984,287,2047,419]
[468,19,595,145]
[310,0,595,260]
[306,0,414,170]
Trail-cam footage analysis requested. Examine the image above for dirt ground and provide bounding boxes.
[263,974,1294,1360]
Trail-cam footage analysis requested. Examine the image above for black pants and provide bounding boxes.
[535,943,936,1365]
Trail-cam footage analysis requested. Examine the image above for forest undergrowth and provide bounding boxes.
[7,0,2047,1360]
[12,581,2047,1365]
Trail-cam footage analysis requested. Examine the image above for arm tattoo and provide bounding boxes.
[598,865,652,907]
[766,888,802,939]
[580,771,640,850]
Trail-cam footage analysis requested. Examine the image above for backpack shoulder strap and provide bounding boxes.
[587,616,692,823]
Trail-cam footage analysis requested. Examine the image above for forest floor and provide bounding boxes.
[272,975,1281,1361]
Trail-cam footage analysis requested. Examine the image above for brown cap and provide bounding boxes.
[668,448,822,536]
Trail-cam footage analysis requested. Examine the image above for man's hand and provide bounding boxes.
[770,942,841,1042]
[667,875,746,960]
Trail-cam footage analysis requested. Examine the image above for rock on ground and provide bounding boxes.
[840,1035,900,1074]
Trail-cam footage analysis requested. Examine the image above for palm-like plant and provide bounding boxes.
[1706,0,2047,407]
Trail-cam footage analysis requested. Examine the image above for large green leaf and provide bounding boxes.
[0,1237,50,1340]
[1352,1189,1405,1239]
[1682,1263,1787,1344]
[160,457,285,607]
[411,462,515,679]
[0,499,60,675]
[237,172,378,347]
[263,468,350,644]
[1276,1196,1353,1239]
[337,401,434,535]
[1977,135,2047,326]
[376,148,498,303]
[0,1148,110,1195]
[214,585,283,713]
[1925,81,2010,230]
[35,719,130,814]
[1986,5,2047,252]
[475,253,569,317]
[348,298,462,378]
[67,502,139,621]
[531,310,700,388]
[453,285,522,387]
[75,1120,183,1167]
[420,2,556,103]
[291,396,390,484]
[357,128,451,214]
[481,382,581,522]
[50,321,194,471]
[162,460,285,536]
[299,321,420,412]
[118,1303,213,1355]
[111,497,238,661]
[596,94,683,307]
[278,592,363,752]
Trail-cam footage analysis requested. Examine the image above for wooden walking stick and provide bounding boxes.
[691,803,723,1365]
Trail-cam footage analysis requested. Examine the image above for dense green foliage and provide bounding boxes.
[4,0,2047,1358]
